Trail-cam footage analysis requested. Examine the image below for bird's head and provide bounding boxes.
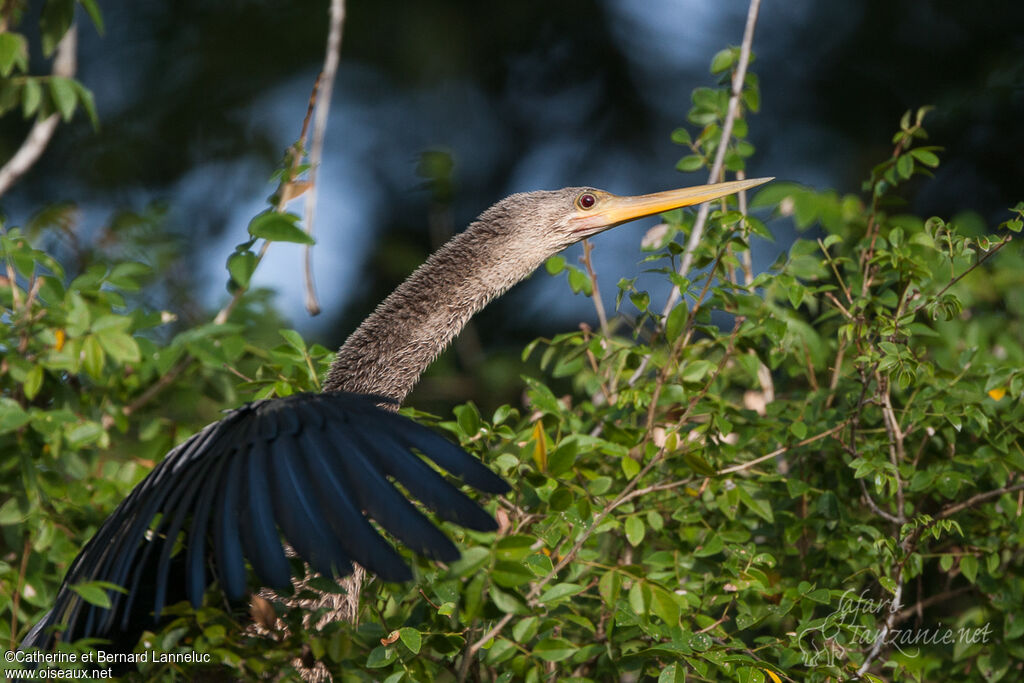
[482,177,772,259]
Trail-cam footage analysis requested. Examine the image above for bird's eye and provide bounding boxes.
[578,192,597,209]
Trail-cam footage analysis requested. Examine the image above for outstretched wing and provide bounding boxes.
[25,392,509,648]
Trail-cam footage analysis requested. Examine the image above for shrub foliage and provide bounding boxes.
[2,9,1023,683]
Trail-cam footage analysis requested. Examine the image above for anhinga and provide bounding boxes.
[22,177,770,653]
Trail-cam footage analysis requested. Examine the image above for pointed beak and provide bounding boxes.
[572,177,773,236]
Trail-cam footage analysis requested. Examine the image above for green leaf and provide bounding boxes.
[670,127,692,146]
[365,646,395,668]
[40,0,75,56]
[489,586,528,614]
[681,359,714,383]
[566,266,592,296]
[545,255,566,275]
[789,421,807,439]
[710,48,736,74]
[96,330,141,364]
[227,250,258,289]
[625,516,645,546]
[546,439,577,478]
[70,582,112,609]
[629,290,650,312]
[910,148,940,167]
[665,301,688,343]
[494,535,535,563]
[676,155,705,172]
[0,33,28,76]
[248,212,314,244]
[71,81,99,130]
[82,334,105,377]
[0,398,31,435]
[49,76,78,121]
[538,583,584,605]
[896,154,913,180]
[532,637,577,662]
[960,555,978,583]
[279,328,307,354]
[23,365,44,400]
[598,571,620,607]
[0,496,30,524]
[659,663,686,683]
[398,627,421,655]
[22,79,42,117]
[78,0,106,34]
[694,533,724,557]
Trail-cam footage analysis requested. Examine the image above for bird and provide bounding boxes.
[21,177,770,655]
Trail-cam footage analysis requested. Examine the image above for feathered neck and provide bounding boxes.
[323,213,547,402]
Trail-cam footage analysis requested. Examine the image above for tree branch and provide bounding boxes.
[660,0,762,319]
[0,26,77,198]
[717,420,849,475]
[937,481,1024,520]
[302,0,347,316]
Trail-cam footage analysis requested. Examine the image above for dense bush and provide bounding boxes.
[3,9,1023,683]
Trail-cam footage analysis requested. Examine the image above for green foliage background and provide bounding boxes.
[2,7,1024,683]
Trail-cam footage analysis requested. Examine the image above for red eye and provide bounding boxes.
[578,193,596,209]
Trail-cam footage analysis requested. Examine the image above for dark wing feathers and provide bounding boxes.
[366,409,511,494]
[240,442,291,589]
[214,452,246,601]
[24,392,507,650]
[325,422,461,561]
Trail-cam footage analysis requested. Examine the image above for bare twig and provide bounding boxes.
[303,0,347,316]
[876,375,907,523]
[0,26,77,197]
[625,0,762,389]
[857,581,903,676]
[660,0,762,319]
[818,237,853,304]
[936,482,1024,520]
[717,420,849,475]
[859,478,902,525]
[736,170,754,285]
[894,586,972,624]
[9,536,31,649]
[580,239,609,336]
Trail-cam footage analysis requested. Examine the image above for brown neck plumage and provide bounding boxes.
[322,213,545,403]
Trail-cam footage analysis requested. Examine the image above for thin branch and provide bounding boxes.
[0,26,77,197]
[894,586,972,624]
[818,237,853,304]
[660,0,762,319]
[937,482,1024,520]
[717,420,849,475]
[736,170,754,285]
[859,478,901,525]
[626,0,761,390]
[580,239,609,336]
[876,375,907,523]
[911,234,1012,317]
[857,581,902,676]
[9,536,31,649]
[303,0,347,316]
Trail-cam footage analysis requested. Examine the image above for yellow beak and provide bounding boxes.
[572,177,772,235]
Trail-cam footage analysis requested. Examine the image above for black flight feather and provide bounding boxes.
[21,391,507,651]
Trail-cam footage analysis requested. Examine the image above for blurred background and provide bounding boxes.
[2,0,1022,410]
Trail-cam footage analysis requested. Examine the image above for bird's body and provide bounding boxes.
[21,179,770,663]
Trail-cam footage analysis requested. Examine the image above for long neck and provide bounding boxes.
[323,218,542,403]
